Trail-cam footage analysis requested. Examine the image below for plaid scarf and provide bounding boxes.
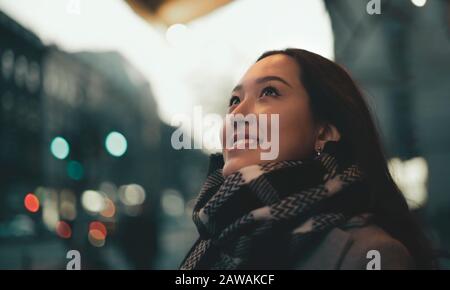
[180,144,369,270]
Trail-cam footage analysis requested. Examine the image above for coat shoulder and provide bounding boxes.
[293,216,415,270]
[339,224,415,270]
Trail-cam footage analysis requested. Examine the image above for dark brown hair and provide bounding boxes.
[257,48,435,269]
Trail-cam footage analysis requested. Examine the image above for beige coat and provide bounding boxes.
[294,221,414,270]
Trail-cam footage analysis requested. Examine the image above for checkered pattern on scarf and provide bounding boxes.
[179,152,364,270]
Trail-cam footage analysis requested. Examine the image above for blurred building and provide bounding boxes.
[0,10,207,269]
[324,0,450,265]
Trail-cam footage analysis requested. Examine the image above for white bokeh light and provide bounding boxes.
[388,157,429,209]
[411,0,427,7]
[50,136,70,159]
[161,189,185,217]
[119,184,146,206]
[105,131,128,157]
[81,190,106,213]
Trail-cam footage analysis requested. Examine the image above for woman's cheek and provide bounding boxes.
[278,109,315,159]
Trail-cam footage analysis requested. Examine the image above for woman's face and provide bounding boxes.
[221,54,320,177]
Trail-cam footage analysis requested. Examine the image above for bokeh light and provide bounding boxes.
[56,221,72,239]
[411,0,427,7]
[105,131,127,157]
[60,190,77,221]
[88,230,106,247]
[67,160,84,180]
[50,136,70,159]
[161,189,184,217]
[119,184,146,206]
[24,193,39,213]
[100,198,116,218]
[88,221,107,247]
[81,190,106,213]
[90,221,107,236]
[388,157,429,209]
[99,182,118,201]
[42,189,59,231]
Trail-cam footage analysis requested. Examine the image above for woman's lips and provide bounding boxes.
[232,138,258,149]
[227,132,259,150]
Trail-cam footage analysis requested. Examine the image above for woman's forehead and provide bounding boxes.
[239,54,300,86]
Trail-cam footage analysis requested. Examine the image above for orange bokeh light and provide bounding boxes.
[89,221,107,237]
[100,198,116,218]
[24,193,40,213]
[88,229,106,247]
[89,229,105,240]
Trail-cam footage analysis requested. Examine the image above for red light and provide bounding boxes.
[24,193,40,213]
[89,221,107,237]
[56,221,72,239]
[88,221,107,247]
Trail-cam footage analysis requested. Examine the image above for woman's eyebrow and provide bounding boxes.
[255,75,292,88]
[231,75,293,93]
[231,84,243,94]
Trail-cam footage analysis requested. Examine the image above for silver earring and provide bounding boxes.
[316,146,322,156]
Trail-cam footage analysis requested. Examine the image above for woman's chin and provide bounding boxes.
[222,151,264,177]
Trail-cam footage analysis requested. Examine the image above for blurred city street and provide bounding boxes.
[0,0,449,269]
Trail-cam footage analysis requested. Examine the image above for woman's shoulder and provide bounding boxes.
[294,215,415,270]
[339,222,414,270]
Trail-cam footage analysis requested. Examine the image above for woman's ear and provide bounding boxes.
[315,123,341,150]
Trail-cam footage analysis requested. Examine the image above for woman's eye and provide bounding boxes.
[261,86,279,97]
[229,96,240,107]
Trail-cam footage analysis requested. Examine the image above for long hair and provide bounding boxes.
[256,48,435,269]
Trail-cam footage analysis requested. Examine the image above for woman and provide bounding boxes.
[179,48,435,270]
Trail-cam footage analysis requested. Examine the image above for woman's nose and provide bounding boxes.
[232,96,253,116]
